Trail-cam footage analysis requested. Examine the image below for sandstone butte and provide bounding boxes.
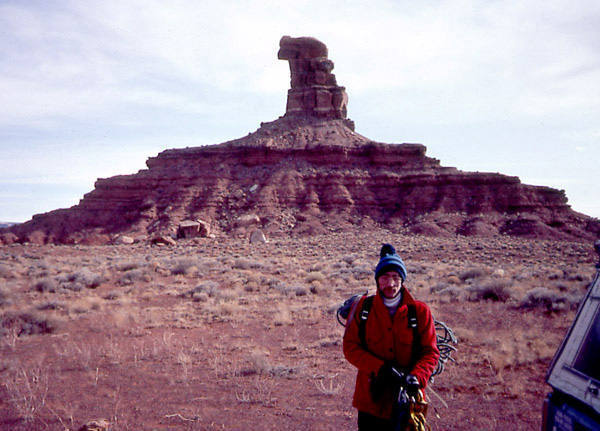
[3,36,599,245]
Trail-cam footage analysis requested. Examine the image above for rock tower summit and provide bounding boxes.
[278,36,348,120]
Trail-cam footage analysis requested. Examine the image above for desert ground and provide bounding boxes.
[0,229,597,430]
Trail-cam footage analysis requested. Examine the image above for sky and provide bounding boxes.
[1,0,599,222]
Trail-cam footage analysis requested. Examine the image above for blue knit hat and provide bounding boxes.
[374,244,407,281]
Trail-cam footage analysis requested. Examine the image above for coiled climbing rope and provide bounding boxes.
[430,320,458,382]
[407,390,432,431]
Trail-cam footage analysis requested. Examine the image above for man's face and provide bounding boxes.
[377,271,402,299]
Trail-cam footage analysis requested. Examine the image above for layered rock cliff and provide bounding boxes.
[4,36,599,244]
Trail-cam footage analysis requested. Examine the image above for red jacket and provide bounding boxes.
[343,288,439,419]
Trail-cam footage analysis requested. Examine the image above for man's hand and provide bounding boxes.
[370,362,405,401]
[404,374,420,398]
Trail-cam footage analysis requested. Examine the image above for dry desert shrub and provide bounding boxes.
[308,263,325,272]
[518,287,581,312]
[103,290,122,300]
[308,282,326,295]
[434,285,462,302]
[170,258,199,276]
[272,282,294,296]
[0,263,16,279]
[197,257,220,272]
[466,280,514,302]
[75,268,105,288]
[430,282,450,294]
[36,300,66,311]
[117,268,151,285]
[188,280,219,299]
[483,331,558,373]
[232,258,264,270]
[0,310,59,337]
[305,271,325,284]
[273,305,292,326]
[351,265,372,280]
[459,267,489,282]
[115,260,143,271]
[215,301,242,317]
[55,268,105,290]
[0,285,10,307]
[33,277,58,293]
[293,285,309,296]
[69,297,102,314]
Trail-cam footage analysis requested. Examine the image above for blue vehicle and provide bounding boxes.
[543,240,600,430]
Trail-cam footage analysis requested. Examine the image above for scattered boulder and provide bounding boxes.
[197,219,210,236]
[235,214,261,229]
[250,229,268,244]
[177,220,211,239]
[115,235,135,245]
[78,419,110,431]
[151,234,176,246]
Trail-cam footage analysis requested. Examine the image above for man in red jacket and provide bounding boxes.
[343,244,439,430]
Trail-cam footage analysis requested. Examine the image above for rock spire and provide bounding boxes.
[2,35,598,245]
[278,36,348,120]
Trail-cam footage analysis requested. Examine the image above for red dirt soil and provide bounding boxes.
[0,230,596,430]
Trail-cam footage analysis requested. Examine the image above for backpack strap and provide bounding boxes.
[358,295,374,350]
[357,298,422,368]
[407,304,421,368]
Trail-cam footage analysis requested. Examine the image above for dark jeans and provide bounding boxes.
[358,407,409,431]
[358,411,394,431]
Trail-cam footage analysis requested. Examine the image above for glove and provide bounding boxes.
[404,374,420,398]
[370,362,405,401]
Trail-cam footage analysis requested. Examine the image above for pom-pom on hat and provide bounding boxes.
[374,244,407,281]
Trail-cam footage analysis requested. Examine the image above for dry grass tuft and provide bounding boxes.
[3,365,50,423]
